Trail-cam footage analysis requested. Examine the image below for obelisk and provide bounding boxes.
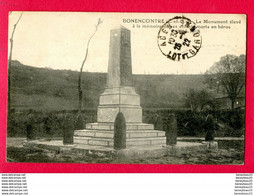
[97,26,142,123]
[107,26,133,87]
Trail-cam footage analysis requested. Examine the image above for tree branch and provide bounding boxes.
[78,18,103,113]
[8,12,23,116]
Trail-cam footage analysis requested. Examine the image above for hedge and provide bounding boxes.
[7,108,245,138]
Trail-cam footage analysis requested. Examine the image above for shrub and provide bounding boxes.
[114,112,126,149]
[164,114,178,145]
[63,113,75,144]
[204,115,215,141]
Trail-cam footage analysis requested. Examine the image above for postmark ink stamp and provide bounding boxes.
[157,16,202,61]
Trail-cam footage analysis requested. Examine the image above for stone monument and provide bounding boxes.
[97,26,142,123]
[74,26,166,148]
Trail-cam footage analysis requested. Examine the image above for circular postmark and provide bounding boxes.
[157,16,202,61]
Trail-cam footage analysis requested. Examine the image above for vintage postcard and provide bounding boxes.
[7,12,246,165]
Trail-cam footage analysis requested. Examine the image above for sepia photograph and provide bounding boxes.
[7,12,246,165]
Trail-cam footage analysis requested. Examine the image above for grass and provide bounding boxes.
[6,138,244,165]
[10,60,211,111]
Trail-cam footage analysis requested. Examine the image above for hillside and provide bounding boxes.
[9,60,209,111]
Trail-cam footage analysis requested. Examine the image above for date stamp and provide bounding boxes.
[157,16,202,61]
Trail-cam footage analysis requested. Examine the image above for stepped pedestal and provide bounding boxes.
[74,123,166,148]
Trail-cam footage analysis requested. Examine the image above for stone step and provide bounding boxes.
[74,129,165,139]
[85,123,154,130]
[74,136,166,147]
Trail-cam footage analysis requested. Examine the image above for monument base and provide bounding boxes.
[73,122,166,148]
[97,87,142,123]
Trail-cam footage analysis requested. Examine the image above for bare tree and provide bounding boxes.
[78,18,103,114]
[8,12,23,114]
[206,54,246,109]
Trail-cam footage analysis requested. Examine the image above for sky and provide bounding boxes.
[8,12,246,74]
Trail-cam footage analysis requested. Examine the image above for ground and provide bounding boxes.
[6,137,244,165]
